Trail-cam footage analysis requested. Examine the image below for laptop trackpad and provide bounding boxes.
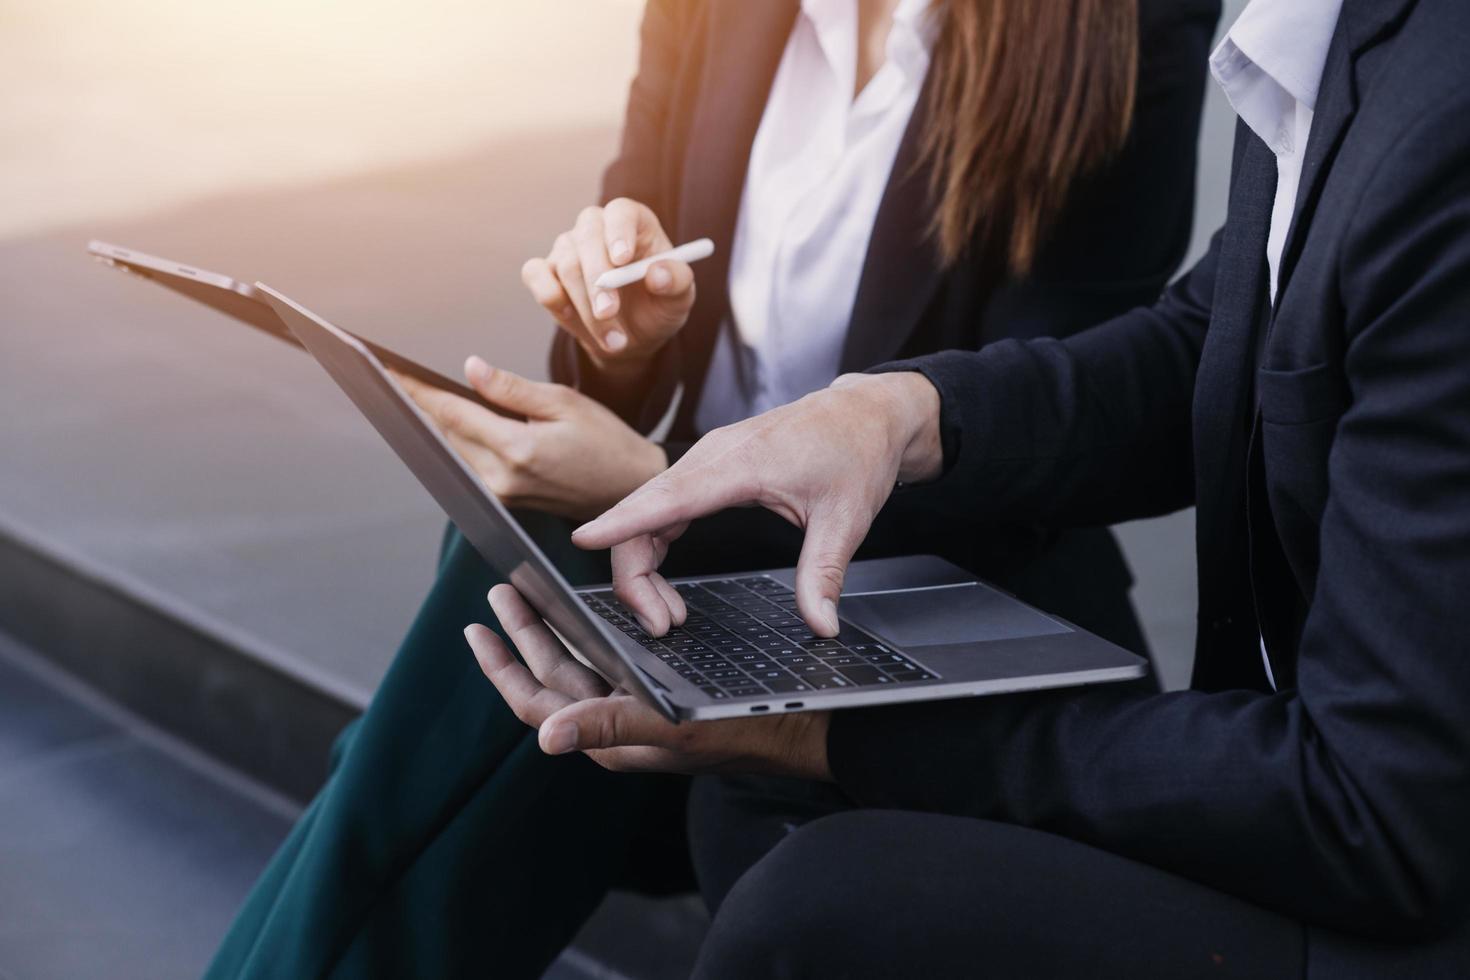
[842,583,1070,648]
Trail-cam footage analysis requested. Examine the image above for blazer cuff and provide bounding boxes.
[868,346,1019,489]
[825,698,994,813]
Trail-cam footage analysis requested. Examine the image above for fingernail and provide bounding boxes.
[542,721,579,755]
[465,355,489,380]
[593,292,615,318]
[604,329,627,352]
[647,265,671,291]
[610,239,631,263]
[821,598,839,634]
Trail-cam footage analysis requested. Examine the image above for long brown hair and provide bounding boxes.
[922,0,1139,275]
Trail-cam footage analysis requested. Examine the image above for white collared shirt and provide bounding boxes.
[1210,0,1344,690]
[1210,0,1345,302]
[695,0,938,431]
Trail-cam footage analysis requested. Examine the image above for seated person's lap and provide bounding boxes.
[691,802,1306,979]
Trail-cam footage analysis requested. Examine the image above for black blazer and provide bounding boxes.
[833,0,1470,972]
[551,0,1219,449]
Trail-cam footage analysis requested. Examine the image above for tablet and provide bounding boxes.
[87,240,516,418]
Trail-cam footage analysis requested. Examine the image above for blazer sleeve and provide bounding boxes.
[832,101,1470,940]
[878,227,1216,527]
[548,0,691,428]
[972,0,1220,344]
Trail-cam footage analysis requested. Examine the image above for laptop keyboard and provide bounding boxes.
[580,575,938,701]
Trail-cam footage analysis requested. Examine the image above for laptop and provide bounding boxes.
[90,241,1147,721]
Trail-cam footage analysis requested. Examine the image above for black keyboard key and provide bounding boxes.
[885,669,937,683]
[705,668,744,681]
[837,665,894,686]
[800,639,841,651]
[808,674,854,690]
[698,686,729,700]
[794,662,836,675]
[762,675,811,693]
[705,580,748,595]
[773,654,817,668]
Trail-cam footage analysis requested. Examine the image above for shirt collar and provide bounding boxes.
[1211,0,1344,112]
[1209,0,1343,155]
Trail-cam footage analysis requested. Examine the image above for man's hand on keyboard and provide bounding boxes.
[572,372,944,638]
[465,585,833,779]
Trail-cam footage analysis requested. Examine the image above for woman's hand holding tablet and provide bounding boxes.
[392,355,668,522]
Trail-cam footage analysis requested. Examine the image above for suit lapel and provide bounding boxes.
[1273,0,1417,299]
[1190,124,1277,690]
[675,0,799,422]
[838,74,943,372]
[1193,125,1275,518]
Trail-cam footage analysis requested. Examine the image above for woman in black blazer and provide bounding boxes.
[207,1,1219,977]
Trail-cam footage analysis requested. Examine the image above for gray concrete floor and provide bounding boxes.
[0,628,700,980]
[0,632,294,980]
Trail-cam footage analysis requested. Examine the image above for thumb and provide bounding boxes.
[538,697,675,755]
[641,259,695,308]
[465,356,565,419]
[793,504,866,638]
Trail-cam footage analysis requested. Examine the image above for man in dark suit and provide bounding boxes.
[477,0,1470,973]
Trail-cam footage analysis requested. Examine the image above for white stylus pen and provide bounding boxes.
[594,238,715,290]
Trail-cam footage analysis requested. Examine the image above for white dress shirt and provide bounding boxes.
[1210,0,1345,302]
[1209,0,1344,689]
[695,0,938,431]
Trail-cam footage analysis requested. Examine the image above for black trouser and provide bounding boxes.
[686,775,1306,979]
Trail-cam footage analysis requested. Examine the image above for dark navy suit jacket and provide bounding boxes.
[833,0,1470,973]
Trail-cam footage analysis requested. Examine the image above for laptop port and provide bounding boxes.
[785,702,804,710]
[749,705,769,713]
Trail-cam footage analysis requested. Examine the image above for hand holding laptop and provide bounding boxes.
[520,198,705,374]
[464,584,834,778]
